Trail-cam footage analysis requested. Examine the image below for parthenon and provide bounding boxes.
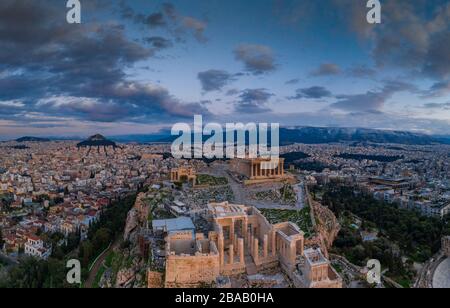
[229,158,293,185]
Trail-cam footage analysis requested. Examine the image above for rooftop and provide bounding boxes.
[152,217,195,233]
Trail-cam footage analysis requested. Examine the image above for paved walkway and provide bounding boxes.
[433,258,450,288]
[84,238,121,288]
[293,182,305,210]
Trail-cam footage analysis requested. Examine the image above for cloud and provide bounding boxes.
[285,78,300,85]
[234,44,276,75]
[119,1,166,28]
[225,89,240,96]
[143,36,173,49]
[0,0,210,125]
[347,65,376,78]
[182,16,208,43]
[331,81,416,112]
[289,86,333,100]
[278,0,450,82]
[344,0,450,80]
[422,80,450,98]
[234,88,274,113]
[422,102,450,110]
[0,100,24,108]
[36,96,130,122]
[140,13,166,27]
[120,1,208,43]
[310,63,341,76]
[197,70,235,92]
[105,82,211,119]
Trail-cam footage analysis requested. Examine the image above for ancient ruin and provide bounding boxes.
[170,167,197,186]
[229,158,295,185]
[162,202,342,288]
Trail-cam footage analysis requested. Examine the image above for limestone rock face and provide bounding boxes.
[124,208,139,241]
[311,201,340,257]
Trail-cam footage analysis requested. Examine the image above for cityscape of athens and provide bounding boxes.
[1,0,450,293]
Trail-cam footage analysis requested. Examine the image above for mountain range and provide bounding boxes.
[12,127,447,145]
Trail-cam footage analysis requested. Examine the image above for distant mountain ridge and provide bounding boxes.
[155,126,439,145]
[13,127,442,145]
[16,136,51,142]
[278,127,439,145]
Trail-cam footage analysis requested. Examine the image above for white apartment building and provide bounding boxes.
[24,236,52,260]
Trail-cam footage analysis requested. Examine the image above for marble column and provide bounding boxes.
[243,219,248,241]
[271,231,276,257]
[239,238,245,265]
[229,244,234,265]
[263,234,268,259]
[230,219,235,245]
[290,242,296,265]
[253,238,259,263]
[218,235,224,267]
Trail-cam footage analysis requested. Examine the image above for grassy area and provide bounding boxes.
[384,269,413,288]
[92,251,117,288]
[196,174,228,186]
[92,264,106,288]
[261,208,313,237]
[255,184,296,205]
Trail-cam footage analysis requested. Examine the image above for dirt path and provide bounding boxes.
[84,237,122,288]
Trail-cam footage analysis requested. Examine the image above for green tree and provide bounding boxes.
[0,228,4,249]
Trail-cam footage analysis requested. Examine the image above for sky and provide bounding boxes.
[0,0,449,139]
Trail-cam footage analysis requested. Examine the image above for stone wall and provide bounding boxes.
[147,271,163,288]
[165,253,220,288]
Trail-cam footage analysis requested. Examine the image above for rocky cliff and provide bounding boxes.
[96,193,151,288]
[305,201,340,258]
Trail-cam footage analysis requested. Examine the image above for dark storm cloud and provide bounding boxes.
[197,70,235,92]
[339,0,450,80]
[234,44,276,75]
[422,31,450,80]
[310,63,341,76]
[119,1,166,27]
[0,100,26,119]
[289,86,333,100]
[144,36,173,49]
[331,81,416,112]
[0,0,209,123]
[285,78,300,85]
[36,97,131,122]
[138,13,167,27]
[277,0,449,83]
[35,82,212,123]
[120,1,208,43]
[234,89,274,113]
